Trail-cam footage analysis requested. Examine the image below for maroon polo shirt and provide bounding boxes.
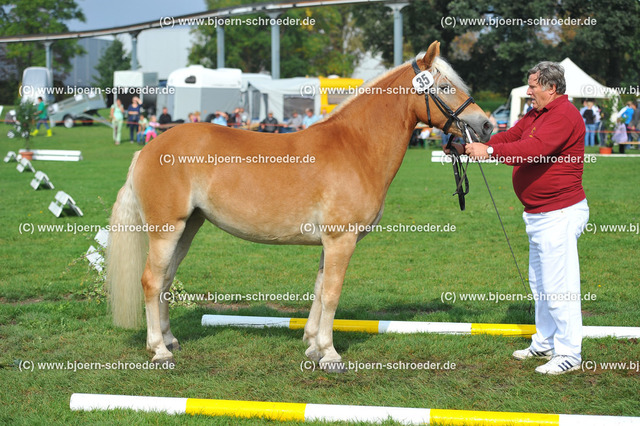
[488,95,587,213]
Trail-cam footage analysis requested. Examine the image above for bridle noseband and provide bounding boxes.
[411,59,476,210]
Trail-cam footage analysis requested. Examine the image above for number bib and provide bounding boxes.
[412,70,434,94]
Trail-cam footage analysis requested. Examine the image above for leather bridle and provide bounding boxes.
[411,59,476,135]
[411,59,476,211]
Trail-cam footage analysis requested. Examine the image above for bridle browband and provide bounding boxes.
[411,58,476,211]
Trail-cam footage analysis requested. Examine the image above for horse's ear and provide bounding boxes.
[419,41,440,70]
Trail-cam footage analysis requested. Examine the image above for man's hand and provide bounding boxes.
[465,142,489,160]
[443,142,465,155]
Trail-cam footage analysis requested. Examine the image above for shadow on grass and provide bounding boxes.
[161,300,535,356]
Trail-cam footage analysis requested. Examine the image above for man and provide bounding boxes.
[260,111,279,133]
[289,111,303,131]
[212,111,228,126]
[158,107,172,132]
[31,96,52,137]
[465,61,589,375]
[229,107,246,128]
[302,108,320,129]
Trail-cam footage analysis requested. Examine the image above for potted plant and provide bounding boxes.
[598,95,620,155]
[12,99,38,160]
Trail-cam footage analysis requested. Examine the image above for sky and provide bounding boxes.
[66,0,208,31]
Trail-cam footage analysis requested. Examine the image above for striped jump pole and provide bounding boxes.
[200,314,640,339]
[69,393,640,425]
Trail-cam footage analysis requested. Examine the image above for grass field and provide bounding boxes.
[1,118,639,425]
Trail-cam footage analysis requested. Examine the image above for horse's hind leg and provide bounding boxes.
[303,250,324,362]
[159,212,205,352]
[143,227,183,364]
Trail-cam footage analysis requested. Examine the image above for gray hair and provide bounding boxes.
[528,61,566,94]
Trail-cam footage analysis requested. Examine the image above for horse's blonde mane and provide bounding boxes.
[431,56,470,95]
[320,53,470,121]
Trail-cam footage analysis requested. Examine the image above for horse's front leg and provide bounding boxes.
[316,233,357,372]
[303,250,324,362]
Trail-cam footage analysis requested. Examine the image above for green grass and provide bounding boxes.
[1,119,639,425]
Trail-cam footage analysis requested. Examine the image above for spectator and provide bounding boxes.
[594,103,604,146]
[486,110,498,135]
[289,111,303,131]
[618,101,636,154]
[302,108,320,129]
[127,97,141,143]
[579,99,588,119]
[612,117,628,146]
[582,99,598,147]
[212,111,228,126]
[31,96,52,137]
[136,115,149,144]
[144,115,159,143]
[630,100,640,144]
[619,101,635,142]
[416,127,432,147]
[522,98,533,114]
[260,111,279,133]
[514,113,524,125]
[239,107,248,124]
[229,107,246,128]
[110,98,125,145]
[158,107,172,131]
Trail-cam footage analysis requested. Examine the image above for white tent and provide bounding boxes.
[508,58,612,127]
[166,65,242,121]
[247,77,321,123]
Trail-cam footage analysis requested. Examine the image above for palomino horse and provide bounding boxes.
[106,41,492,371]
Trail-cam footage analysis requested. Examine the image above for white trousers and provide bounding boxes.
[523,199,589,361]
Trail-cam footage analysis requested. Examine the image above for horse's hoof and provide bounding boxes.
[166,342,181,352]
[152,356,176,368]
[305,349,322,362]
[319,360,348,373]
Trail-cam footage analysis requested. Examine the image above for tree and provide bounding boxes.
[189,0,362,77]
[12,99,38,150]
[0,0,86,83]
[93,38,131,90]
[557,0,640,88]
[353,0,474,68]
[354,0,640,96]
[451,0,563,94]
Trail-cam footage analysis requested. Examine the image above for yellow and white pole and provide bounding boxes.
[70,394,640,425]
[200,315,640,338]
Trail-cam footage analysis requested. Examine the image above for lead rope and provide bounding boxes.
[461,125,533,316]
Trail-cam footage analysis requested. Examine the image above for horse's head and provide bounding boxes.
[412,41,493,142]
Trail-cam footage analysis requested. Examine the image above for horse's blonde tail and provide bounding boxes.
[106,151,147,329]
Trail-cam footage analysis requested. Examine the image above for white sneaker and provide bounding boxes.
[512,347,553,361]
[535,355,580,375]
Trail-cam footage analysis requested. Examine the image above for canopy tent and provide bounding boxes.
[246,77,321,124]
[508,58,612,127]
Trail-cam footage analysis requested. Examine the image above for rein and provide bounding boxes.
[411,59,475,211]
[410,59,533,313]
